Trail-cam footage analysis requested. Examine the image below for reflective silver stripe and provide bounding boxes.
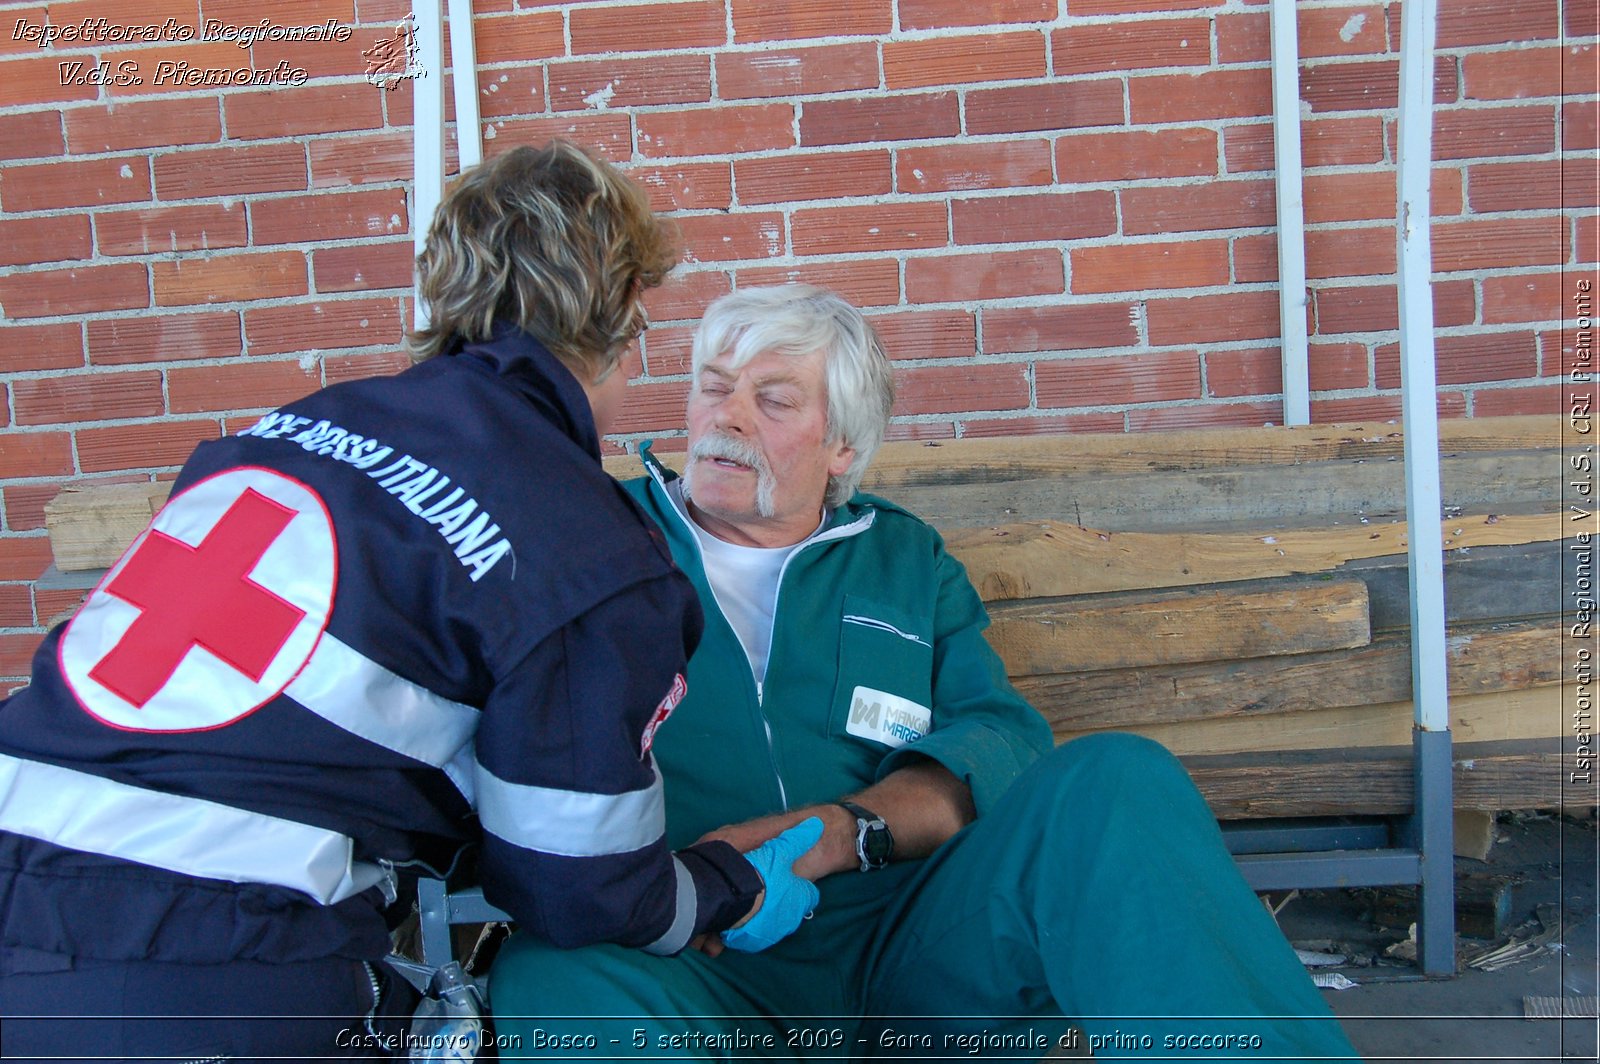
[285,631,479,781]
[642,856,697,956]
[842,614,931,647]
[0,752,384,905]
[474,758,666,858]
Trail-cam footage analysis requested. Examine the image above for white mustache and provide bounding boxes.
[684,431,777,518]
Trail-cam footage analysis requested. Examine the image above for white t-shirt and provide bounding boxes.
[669,481,823,686]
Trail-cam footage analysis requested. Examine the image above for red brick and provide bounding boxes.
[1070,0,1218,11]
[252,189,408,246]
[1223,117,1386,173]
[609,380,694,435]
[893,363,1028,416]
[640,327,694,376]
[250,21,371,80]
[224,84,385,141]
[0,586,31,627]
[735,151,891,204]
[1435,105,1556,159]
[1214,10,1270,64]
[676,212,786,263]
[982,303,1139,354]
[312,241,412,294]
[1570,0,1600,36]
[626,163,733,212]
[792,202,947,256]
[245,298,403,356]
[1299,5,1389,58]
[736,259,902,309]
[731,0,890,42]
[100,43,255,99]
[95,203,246,257]
[12,371,164,426]
[1434,218,1569,272]
[1312,279,1478,334]
[476,66,547,120]
[1148,290,1280,346]
[642,271,732,323]
[1469,159,1598,213]
[953,191,1117,245]
[1482,272,1567,324]
[550,56,711,112]
[7,492,60,551]
[907,249,1064,303]
[1232,235,1278,284]
[1309,342,1373,391]
[1566,100,1599,152]
[869,310,977,360]
[65,97,221,154]
[961,412,1125,436]
[35,585,88,629]
[1131,400,1287,432]
[965,79,1124,136]
[154,252,308,307]
[1376,332,1539,388]
[0,112,63,162]
[195,0,348,23]
[636,104,793,159]
[88,313,242,366]
[309,132,413,189]
[1299,169,1463,224]
[898,140,1052,194]
[1204,348,1281,399]
[1304,226,1396,280]
[1,156,151,211]
[1474,385,1563,417]
[0,633,46,676]
[471,10,564,63]
[1300,58,1457,115]
[1057,128,1217,184]
[0,433,73,479]
[899,0,1054,29]
[1437,0,1560,47]
[0,5,48,57]
[482,115,631,163]
[0,324,84,372]
[1072,240,1229,294]
[1463,45,1592,101]
[1579,216,1598,265]
[1130,69,1271,124]
[1039,351,1202,408]
[0,264,149,318]
[0,216,91,267]
[883,422,956,442]
[884,31,1047,90]
[573,0,724,53]
[800,93,960,147]
[323,352,411,386]
[0,56,100,108]
[77,420,221,474]
[1053,18,1211,75]
[1549,325,1597,375]
[154,143,307,200]
[1123,180,1275,236]
[716,43,879,100]
[167,360,321,415]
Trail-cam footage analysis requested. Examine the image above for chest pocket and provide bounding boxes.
[828,594,935,750]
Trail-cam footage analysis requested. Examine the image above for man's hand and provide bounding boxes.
[719,817,824,953]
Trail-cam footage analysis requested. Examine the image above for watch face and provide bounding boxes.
[861,825,893,865]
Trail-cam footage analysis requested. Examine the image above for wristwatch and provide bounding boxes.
[836,801,894,871]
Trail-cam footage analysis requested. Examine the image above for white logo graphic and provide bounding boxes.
[845,686,932,749]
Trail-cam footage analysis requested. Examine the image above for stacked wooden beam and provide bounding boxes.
[45,416,1572,819]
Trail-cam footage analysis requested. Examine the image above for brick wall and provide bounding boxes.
[0,0,1595,682]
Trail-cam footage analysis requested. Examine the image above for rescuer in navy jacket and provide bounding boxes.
[0,142,796,1061]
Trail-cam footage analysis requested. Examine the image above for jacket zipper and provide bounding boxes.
[646,459,873,813]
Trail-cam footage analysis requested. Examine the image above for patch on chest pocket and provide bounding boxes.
[845,686,931,748]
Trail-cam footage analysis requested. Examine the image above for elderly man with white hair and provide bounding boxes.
[490,285,1360,1062]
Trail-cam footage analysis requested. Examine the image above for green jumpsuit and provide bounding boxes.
[490,456,1360,1062]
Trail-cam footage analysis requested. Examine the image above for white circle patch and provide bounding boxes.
[60,467,337,732]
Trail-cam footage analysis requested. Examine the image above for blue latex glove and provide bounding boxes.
[720,816,824,953]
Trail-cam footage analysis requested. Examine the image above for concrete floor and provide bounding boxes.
[1275,812,1598,1063]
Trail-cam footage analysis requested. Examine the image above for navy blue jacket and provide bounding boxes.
[0,324,760,966]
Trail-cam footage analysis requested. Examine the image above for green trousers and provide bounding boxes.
[490,734,1361,1061]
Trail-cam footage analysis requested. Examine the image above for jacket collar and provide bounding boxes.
[447,321,600,458]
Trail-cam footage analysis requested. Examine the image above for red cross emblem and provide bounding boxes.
[61,468,336,732]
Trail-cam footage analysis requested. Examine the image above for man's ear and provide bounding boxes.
[827,440,856,479]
